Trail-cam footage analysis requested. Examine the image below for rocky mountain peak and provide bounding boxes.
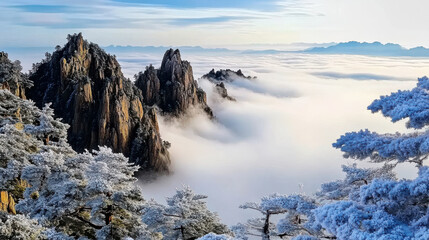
[66,33,85,53]
[135,48,213,117]
[0,52,8,61]
[27,33,170,172]
[160,48,182,79]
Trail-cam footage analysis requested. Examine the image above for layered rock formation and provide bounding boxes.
[27,33,170,171]
[135,49,213,117]
[0,52,32,99]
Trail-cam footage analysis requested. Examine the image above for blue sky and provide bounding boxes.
[0,0,428,48]
[109,0,280,11]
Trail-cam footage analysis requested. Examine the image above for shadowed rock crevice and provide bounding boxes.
[135,49,213,118]
[27,33,170,172]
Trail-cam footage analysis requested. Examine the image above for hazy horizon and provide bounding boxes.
[2,0,429,49]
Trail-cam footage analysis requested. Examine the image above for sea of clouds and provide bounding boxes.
[125,51,429,225]
[11,48,429,226]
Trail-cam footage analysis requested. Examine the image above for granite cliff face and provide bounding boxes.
[135,49,213,117]
[0,52,32,99]
[27,33,170,171]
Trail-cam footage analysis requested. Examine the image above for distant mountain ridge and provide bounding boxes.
[303,41,429,57]
[6,42,429,70]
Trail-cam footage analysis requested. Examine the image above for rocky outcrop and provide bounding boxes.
[135,49,213,117]
[215,82,236,101]
[0,191,16,214]
[0,52,32,99]
[201,69,255,101]
[202,69,254,84]
[27,33,170,172]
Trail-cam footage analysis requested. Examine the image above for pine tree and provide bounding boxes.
[143,186,230,239]
[314,76,429,239]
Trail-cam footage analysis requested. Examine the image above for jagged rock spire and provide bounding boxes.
[135,48,213,117]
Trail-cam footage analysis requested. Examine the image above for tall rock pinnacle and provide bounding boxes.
[135,49,213,117]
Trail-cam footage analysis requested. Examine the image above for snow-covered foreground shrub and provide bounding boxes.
[16,147,153,239]
[0,212,46,239]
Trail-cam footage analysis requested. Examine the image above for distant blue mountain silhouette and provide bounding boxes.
[303,41,429,57]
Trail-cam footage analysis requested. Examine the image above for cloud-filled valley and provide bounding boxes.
[8,48,429,226]
[119,51,427,225]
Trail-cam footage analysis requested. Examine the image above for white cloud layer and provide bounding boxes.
[128,51,427,225]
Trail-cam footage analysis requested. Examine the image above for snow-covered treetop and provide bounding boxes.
[318,164,396,200]
[0,52,32,90]
[143,186,230,239]
[259,194,317,215]
[24,104,69,143]
[198,233,235,240]
[0,90,38,125]
[368,76,429,129]
[236,194,326,239]
[334,77,429,166]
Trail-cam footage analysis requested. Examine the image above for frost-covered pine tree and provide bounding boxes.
[17,147,152,239]
[235,77,429,240]
[333,76,429,167]
[0,212,46,239]
[0,90,72,197]
[233,194,334,240]
[142,186,230,239]
[0,52,32,98]
[314,76,429,239]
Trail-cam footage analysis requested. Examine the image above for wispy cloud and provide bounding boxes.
[168,16,255,26]
[1,0,319,29]
[11,4,74,13]
[311,71,410,81]
[109,0,282,11]
[0,0,324,47]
